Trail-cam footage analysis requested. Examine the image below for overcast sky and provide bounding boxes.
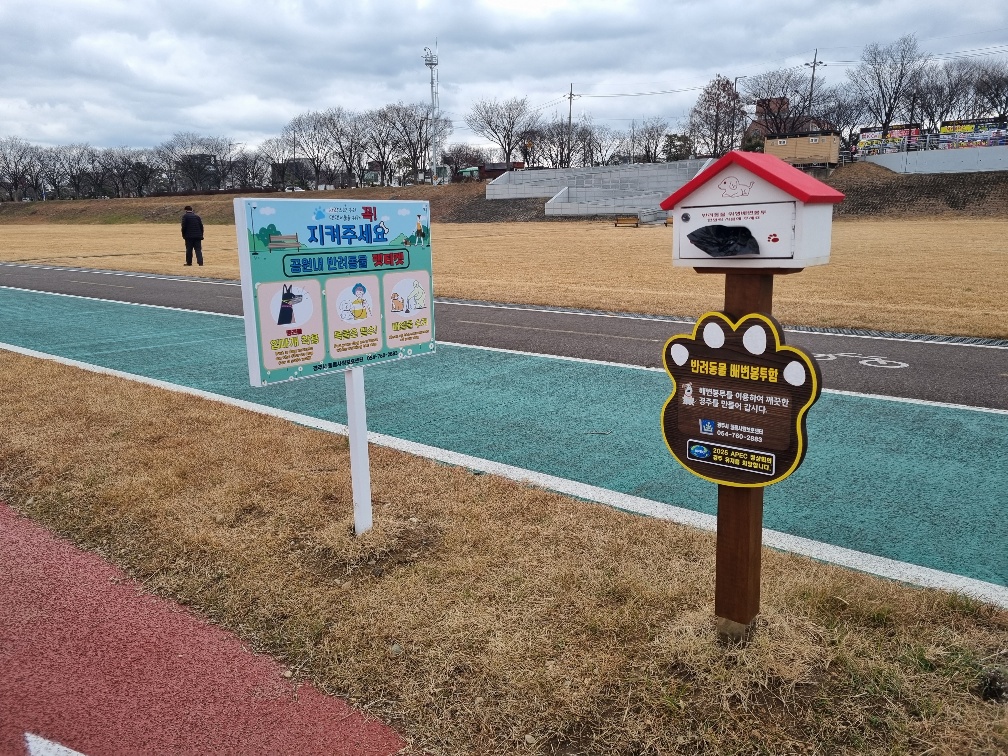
[1,0,1005,151]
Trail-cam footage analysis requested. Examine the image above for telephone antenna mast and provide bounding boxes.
[424,44,440,184]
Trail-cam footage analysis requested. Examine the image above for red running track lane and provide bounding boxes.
[0,504,405,756]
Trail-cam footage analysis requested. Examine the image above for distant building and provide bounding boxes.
[764,132,841,167]
[480,162,525,181]
[744,97,835,146]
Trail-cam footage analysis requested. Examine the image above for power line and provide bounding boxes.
[580,84,706,99]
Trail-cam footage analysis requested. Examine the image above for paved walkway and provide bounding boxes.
[0,504,404,756]
[0,287,1005,588]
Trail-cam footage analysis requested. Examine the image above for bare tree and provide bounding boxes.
[386,102,433,183]
[257,136,291,188]
[39,146,70,199]
[638,116,669,162]
[533,116,569,168]
[465,97,541,163]
[202,136,242,190]
[85,148,115,197]
[21,143,48,200]
[688,75,745,157]
[818,86,868,152]
[847,34,930,137]
[0,136,34,200]
[911,60,978,133]
[580,123,625,166]
[326,107,370,186]
[742,68,824,135]
[441,142,489,177]
[975,59,1008,124]
[128,148,163,196]
[284,111,332,189]
[232,148,271,188]
[60,143,94,198]
[364,106,402,186]
[103,147,136,198]
[570,120,596,167]
[158,132,215,192]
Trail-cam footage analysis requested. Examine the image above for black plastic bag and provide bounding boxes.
[686,225,760,257]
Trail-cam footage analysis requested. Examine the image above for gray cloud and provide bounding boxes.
[0,0,1004,148]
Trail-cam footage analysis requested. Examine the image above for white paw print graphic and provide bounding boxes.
[669,319,807,386]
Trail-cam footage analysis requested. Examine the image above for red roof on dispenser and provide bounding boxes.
[660,151,845,209]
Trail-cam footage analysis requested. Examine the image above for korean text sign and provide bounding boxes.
[661,312,821,487]
[234,198,435,387]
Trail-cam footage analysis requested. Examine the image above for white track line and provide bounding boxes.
[435,300,1008,349]
[0,284,235,317]
[0,262,237,286]
[3,265,1005,348]
[2,285,1006,415]
[441,340,1008,415]
[2,341,1006,609]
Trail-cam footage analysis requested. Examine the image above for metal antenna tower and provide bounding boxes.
[424,45,439,183]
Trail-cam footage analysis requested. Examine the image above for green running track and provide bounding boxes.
[1,287,1005,589]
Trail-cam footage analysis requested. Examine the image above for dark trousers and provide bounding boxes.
[185,238,203,265]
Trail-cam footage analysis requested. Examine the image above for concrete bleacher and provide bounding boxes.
[485,160,709,220]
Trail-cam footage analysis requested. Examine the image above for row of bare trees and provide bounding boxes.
[0,101,451,201]
[2,36,1007,200]
[462,38,1007,169]
[684,36,1008,158]
[463,95,676,169]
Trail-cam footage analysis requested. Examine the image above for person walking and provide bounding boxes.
[181,205,204,266]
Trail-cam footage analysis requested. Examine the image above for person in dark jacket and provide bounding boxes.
[181,206,204,266]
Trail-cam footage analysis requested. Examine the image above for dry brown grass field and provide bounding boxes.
[2,352,1006,755]
[2,196,1007,752]
[1,218,1006,338]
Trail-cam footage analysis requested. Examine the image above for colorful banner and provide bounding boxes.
[856,124,921,155]
[234,198,435,387]
[938,119,1008,149]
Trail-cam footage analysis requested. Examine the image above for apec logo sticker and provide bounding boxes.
[689,443,712,460]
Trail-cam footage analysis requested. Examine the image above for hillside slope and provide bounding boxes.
[1,163,1006,224]
[826,161,1008,217]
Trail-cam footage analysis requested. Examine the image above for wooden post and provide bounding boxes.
[716,271,774,638]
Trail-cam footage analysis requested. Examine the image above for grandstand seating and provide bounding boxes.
[486,160,709,219]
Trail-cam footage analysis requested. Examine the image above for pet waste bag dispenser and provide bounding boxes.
[661,151,844,270]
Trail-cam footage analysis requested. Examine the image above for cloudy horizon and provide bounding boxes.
[1,0,1005,152]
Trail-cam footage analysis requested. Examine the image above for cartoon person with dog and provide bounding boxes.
[340,282,372,321]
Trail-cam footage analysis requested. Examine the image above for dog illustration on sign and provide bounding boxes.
[718,176,754,198]
[277,285,303,325]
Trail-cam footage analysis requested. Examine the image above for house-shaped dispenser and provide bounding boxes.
[660,151,845,269]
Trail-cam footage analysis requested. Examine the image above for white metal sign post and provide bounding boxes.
[233,198,436,536]
[344,365,373,535]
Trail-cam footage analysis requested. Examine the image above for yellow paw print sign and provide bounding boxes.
[662,312,822,487]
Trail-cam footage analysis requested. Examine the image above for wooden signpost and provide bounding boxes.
[659,151,844,639]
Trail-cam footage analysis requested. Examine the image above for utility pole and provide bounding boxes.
[733,75,747,151]
[424,45,439,183]
[567,83,574,168]
[804,49,825,130]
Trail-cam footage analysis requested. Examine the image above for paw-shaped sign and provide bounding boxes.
[661,312,822,487]
[767,233,779,243]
